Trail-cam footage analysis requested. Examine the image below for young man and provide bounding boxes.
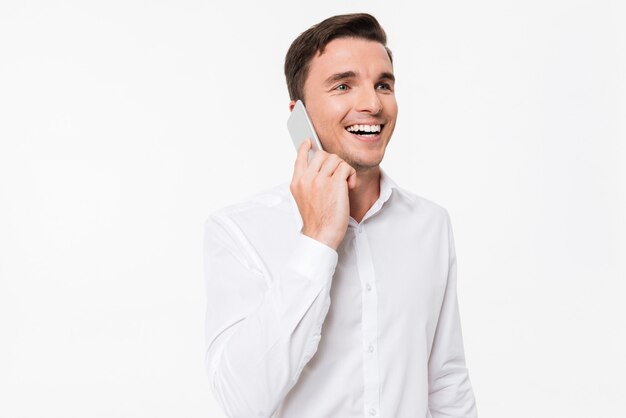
[204,13,478,418]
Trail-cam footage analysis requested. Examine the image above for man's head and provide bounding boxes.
[284,13,398,172]
[285,13,393,103]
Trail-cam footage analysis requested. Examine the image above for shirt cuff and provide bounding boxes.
[285,233,339,283]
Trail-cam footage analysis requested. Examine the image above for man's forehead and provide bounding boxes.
[314,38,390,61]
[310,38,393,79]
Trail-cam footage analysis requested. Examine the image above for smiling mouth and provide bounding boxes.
[345,124,385,139]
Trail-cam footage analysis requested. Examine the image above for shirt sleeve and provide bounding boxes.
[428,212,478,417]
[203,215,338,418]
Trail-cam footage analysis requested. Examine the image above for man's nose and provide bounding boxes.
[356,87,383,115]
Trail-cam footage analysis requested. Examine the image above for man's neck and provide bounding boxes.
[348,166,381,224]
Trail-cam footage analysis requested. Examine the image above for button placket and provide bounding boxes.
[354,225,381,418]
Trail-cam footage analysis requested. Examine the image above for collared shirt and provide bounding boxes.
[203,169,478,418]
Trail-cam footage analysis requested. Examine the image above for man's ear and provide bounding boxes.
[289,100,296,112]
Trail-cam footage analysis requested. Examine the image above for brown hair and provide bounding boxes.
[284,13,393,102]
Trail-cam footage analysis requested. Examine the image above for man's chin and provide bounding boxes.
[345,155,384,172]
[331,145,386,172]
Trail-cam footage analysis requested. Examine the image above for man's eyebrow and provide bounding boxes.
[379,72,395,82]
[324,71,357,86]
[323,71,396,86]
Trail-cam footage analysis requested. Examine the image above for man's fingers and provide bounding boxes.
[293,138,311,178]
[303,147,328,179]
[347,171,357,189]
[318,154,343,177]
[333,161,356,183]
[294,144,357,190]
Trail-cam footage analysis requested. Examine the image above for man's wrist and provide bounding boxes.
[301,228,339,251]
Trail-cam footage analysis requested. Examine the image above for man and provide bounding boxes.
[204,13,478,418]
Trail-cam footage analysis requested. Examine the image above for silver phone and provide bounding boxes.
[287,100,324,162]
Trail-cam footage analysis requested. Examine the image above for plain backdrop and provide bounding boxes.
[1,1,625,417]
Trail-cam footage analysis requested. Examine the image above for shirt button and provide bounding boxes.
[366,283,372,291]
[369,408,377,415]
[368,345,374,353]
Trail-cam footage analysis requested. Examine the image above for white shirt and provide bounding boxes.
[203,169,477,418]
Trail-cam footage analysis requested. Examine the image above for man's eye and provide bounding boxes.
[334,84,349,91]
[376,83,392,90]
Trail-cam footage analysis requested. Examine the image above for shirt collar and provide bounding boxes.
[356,167,396,224]
[378,167,396,206]
[288,166,410,230]
[380,167,417,204]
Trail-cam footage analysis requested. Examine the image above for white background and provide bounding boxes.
[1,1,625,417]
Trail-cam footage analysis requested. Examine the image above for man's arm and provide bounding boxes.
[428,212,478,417]
[204,216,337,418]
[204,140,356,417]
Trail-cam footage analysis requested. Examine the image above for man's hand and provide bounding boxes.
[290,139,357,250]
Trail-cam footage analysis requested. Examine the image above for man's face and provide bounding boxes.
[294,37,398,172]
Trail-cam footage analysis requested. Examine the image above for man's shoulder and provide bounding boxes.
[380,168,450,222]
[206,182,295,231]
[390,183,451,222]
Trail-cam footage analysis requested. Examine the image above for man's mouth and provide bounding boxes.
[345,124,384,139]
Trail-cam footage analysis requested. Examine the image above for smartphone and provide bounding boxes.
[287,100,324,162]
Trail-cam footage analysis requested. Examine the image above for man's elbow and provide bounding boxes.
[428,366,477,418]
[205,349,276,418]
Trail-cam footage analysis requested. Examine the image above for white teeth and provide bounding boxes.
[346,124,381,133]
